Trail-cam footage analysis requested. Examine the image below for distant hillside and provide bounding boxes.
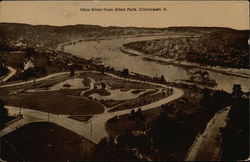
[1,23,240,50]
[123,28,249,69]
[1,23,248,69]
[0,23,166,49]
[166,26,236,33]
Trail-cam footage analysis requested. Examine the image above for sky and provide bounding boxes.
[0,1,249,30]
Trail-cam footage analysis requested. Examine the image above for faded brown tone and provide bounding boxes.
[0,1,249,29]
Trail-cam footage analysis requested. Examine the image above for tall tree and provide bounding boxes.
[0,98,8,124]
[121,69,129,76]
[232,84,243,98]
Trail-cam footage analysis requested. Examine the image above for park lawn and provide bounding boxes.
[0,91,104,115]
[0,116,18,127]
[68,115,93,122]
[80,72,160,90]
[108,89,165,112]
[101,99,124,107]
[84,88,111,97]
[1,122,94,161]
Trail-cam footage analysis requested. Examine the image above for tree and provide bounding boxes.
[70,68,75,76]
[100,67,105,74]
[91,136,139,161]
[110,67,115,72]
[130,109,135,116]
[22,68,33,80]
[220,94,249,160]
[121,69,129,76]
[0,59,8,77]
[0,98,8,124]
[160,75,166,82]
[25,48,37,59]
[101,82,107,89]
[232,84,243,98]
[135,108,144,120]
[129,109,135,120]
[96,137,109,149]
[200,88,211,109]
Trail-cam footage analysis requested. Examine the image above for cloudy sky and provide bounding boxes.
[0,1,249,29]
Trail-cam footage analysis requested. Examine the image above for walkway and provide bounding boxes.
[185,107,230,161]
[0,71,184,144]
[0,66,16,83]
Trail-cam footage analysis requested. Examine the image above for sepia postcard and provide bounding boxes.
[0,0,249,161]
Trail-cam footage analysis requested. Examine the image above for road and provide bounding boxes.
[0,71,95,89]
[0,71,184,144]
[0,66,17,83]
[185,106,230,161]
[0,106,93,140]
[0,71,69,88]
[1,87,183,144]
[89,87,183,143]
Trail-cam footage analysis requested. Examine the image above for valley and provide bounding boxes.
[0,23,249,161]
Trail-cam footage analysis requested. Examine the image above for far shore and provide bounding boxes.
[119,47,250,79]
[58,36,250,80]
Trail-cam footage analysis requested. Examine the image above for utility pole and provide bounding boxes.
[19,96,22,116]
[46,92,49,122]
[48,106,49,122]
[0,137,2,158]
[90,123,93,141]
[19,101,21,115]
[19,105,22,115]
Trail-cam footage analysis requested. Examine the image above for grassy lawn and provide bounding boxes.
[0,116,18,128]
[84,88,111,97]
[0,71,165,116]
[1,122,94,161]
[109,89,167,112]
[0,91,104,115]
[68,115,93,122]
[80,72,160,89]
[101,99,124,107]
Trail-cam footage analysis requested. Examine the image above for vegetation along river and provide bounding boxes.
[64,36,250,92]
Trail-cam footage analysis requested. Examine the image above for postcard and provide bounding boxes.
[0,0,249,161]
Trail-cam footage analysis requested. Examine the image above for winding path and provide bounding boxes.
[0,71,184,144]
[0,66,17,83]
[89,87,183,143]
[185,106,230,161]
[0,71,69,88]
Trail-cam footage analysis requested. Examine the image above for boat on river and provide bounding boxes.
[183,70,217,87]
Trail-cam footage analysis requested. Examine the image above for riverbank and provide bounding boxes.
[62,35,249,92]
[120,47,250,79]
[60,35,250,79]
[57,33,168,51]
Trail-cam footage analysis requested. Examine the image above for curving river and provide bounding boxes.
[64,35,250,92]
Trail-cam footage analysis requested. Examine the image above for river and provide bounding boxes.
[64,35,249,92]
